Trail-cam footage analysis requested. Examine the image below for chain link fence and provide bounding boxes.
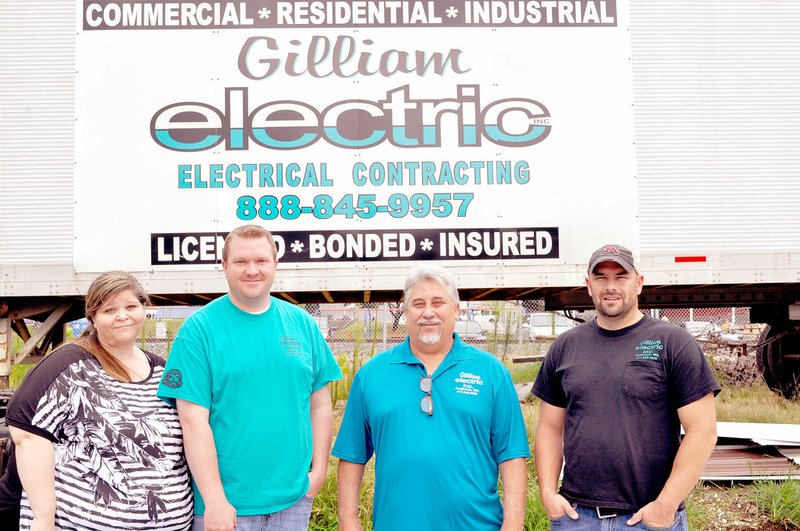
[12,302,764,388]
[137,302,762,366]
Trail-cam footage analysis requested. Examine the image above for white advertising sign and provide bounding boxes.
[74,0,636,272]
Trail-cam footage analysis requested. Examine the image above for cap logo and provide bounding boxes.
[601,245,621,255]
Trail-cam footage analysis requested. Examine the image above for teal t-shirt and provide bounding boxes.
[332,335,530,531]
[157,295,342,515]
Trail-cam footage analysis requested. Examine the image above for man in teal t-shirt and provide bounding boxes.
[158,225,342,531]
[333,265,530,531]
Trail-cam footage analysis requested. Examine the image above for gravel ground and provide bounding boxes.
[694,484,789,530]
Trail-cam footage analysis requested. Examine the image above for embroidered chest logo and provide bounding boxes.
[634,339,663,361]
[280,336,304,357]
[162,369,182,389]
[454,371,484,396]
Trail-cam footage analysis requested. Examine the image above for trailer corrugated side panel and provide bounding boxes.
[0,0,74,265]
[631,0,800,253]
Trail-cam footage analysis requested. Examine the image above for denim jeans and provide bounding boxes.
[192,495,313,531]
[549,504,688,530]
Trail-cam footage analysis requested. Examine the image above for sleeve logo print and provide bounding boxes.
[162,369,183,389]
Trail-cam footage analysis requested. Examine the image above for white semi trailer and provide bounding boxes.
[1,0,799,397]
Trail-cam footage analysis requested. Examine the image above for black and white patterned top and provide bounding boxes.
[6,344,193,530]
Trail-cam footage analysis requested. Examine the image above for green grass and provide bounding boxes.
[716,384,800,424]
[753,478,800,528]
[329,354,354,409]
[520,403,549,530]
[311,453,376,530]
[505,361,541,384]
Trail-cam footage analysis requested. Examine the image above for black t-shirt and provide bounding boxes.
[532,315,721,511]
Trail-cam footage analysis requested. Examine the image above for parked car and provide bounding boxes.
[465,303,523,332]
[454,320,487,340]
[524,312,576,338]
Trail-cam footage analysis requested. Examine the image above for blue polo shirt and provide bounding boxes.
[333,335,530,531]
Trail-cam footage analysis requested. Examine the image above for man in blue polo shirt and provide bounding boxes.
[333,265,530,531]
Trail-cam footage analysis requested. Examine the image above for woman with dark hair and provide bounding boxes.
[2,271,192,530]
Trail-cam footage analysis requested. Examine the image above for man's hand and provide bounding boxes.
[306,467,327,499]
[541,491,579,521]
[627,499,677,528]
[203,499,237,531]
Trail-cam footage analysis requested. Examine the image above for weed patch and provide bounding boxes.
[753,479,800,529]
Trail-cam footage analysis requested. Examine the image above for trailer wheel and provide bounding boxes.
[756,324,800,400]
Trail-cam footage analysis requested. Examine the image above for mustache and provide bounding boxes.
[417,318,442,326]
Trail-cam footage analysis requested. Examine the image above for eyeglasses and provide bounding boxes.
[420,376,433,416]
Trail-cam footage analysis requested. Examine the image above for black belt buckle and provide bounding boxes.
[596,506,618,519]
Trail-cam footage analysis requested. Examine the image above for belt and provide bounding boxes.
[579,505,619,519]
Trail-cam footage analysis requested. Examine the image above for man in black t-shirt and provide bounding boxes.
[532,244,720,530]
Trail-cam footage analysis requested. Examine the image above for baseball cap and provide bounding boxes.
[588,244,637,274]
